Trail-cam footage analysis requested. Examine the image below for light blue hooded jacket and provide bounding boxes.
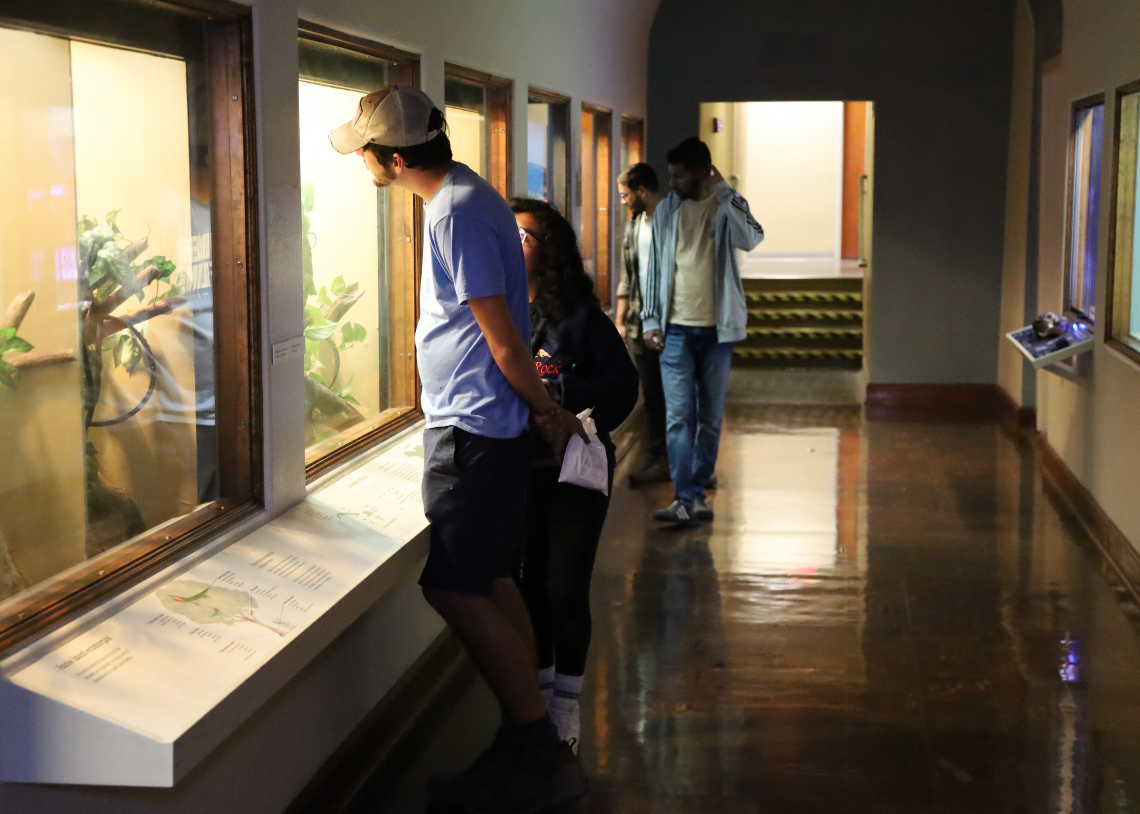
[640,180,764,343]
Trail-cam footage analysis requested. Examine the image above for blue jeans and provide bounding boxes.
[659,324,734,505]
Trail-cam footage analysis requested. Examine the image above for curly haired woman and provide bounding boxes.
[511,198,639,753]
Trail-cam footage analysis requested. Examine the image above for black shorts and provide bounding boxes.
[418,426,529,596]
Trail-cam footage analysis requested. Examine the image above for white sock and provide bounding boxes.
[553,672,584,702]
[537,665,555,707]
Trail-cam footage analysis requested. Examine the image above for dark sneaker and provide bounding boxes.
[692,495,714,521]
[705,473,718,490]
[653,500,692,523]
[426,728,510,803]
[463,741,589,814]
[629,457,671,486]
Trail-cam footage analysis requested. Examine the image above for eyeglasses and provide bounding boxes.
[518,226,541,245]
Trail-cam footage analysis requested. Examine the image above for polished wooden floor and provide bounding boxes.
[348,396,1140,813]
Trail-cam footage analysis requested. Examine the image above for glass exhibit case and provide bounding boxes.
[581,106,613,303]
[298,29,420,473]
[1109,84,1140,358]
[1066,100,1104,321]
[444,68,511,197]
[527,90,571,214]
[0,0,256,650]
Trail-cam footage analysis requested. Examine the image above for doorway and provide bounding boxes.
[699,101,875,373]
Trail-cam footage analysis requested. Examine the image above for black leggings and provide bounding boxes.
[515,467,612,676]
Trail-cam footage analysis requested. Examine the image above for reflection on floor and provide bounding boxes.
[741,256,864,279]
[349,401,1140,814]
[725,368,864,406]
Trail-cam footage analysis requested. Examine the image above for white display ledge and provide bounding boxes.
[0,424,429,788]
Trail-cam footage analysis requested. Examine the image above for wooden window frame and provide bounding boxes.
[299,22,423,481]
[1062,92,1106,323]
[0,0,262,657]
[1106,79,1140,366]
[528,87,572,216]
[582,104,613,305]
[444,63,512,198]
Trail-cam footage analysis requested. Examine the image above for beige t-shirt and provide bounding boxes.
[668,194,718,327]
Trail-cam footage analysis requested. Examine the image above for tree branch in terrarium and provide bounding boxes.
[305,375,364,421]
[9,349,78,371]
[320,281,364,323]
[0,292,77,389]
[1,291,35,331]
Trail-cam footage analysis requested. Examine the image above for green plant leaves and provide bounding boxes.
[331,275,347,296]
[336,373,360,405]
[340,321,367,345]
[304,320,337,341]
[109,334,143,375]
[0,360,17,389]
[0,327,33,362]
[301,183,315,214]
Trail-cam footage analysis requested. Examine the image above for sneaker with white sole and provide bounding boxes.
[692,495,714,521]
[550,696,581,755]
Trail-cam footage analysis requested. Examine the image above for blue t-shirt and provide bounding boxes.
[415,163,531,438]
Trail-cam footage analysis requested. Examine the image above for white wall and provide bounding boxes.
[0,1,660,812]
[733,101,844,257]
[1034,0,1140,551]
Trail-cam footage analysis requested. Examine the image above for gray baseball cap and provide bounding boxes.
[329,86,441,154]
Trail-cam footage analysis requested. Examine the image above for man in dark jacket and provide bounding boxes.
[615,163,668,486]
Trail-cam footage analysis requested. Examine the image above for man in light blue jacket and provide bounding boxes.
[641,137,764,523]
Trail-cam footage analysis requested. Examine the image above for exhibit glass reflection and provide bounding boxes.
[1110,87,1140,353]
[298,40,396,461]
[0,11,221,609]
[1066,102,1104,321]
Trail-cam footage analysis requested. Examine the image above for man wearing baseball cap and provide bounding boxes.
[332,86,588,812]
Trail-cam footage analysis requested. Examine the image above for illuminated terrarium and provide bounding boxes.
[298,38,402,461]
[0,16,217,602]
